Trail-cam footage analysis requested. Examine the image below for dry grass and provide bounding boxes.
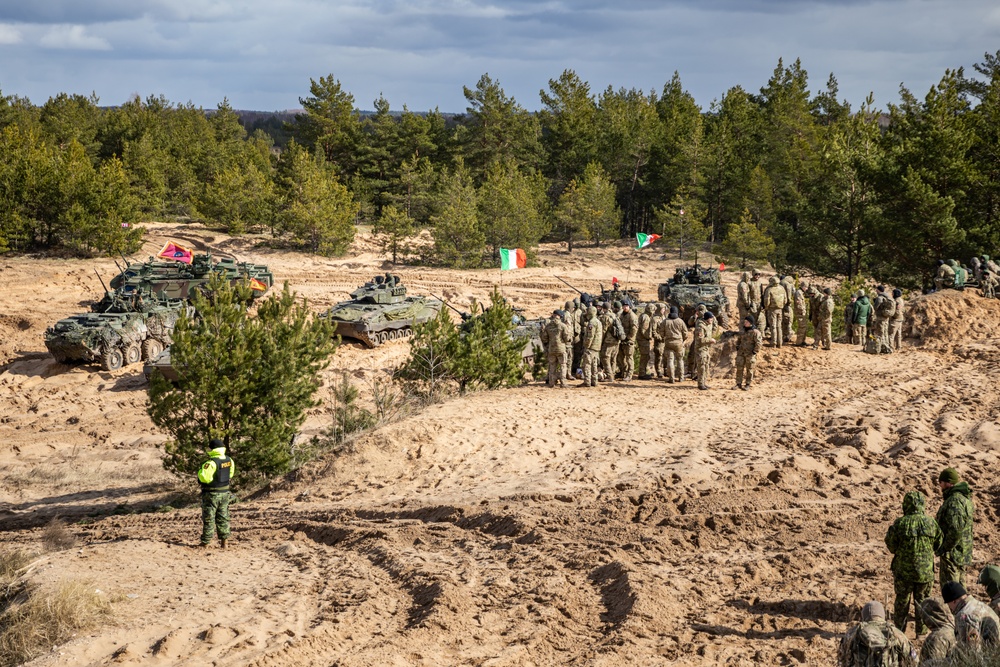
[41,519,77,552]
[0,549,113,667]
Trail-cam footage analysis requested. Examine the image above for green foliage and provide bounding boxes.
[716,209,776,269]
[656,189,710,259]
[200,161,274,235]
[478,159,550,263]
[329,374,376,446]
[460,73,542,179]
[148,275,336,489]
[374,204,414,264]
[397,290,525,395]
[553,162,620,250]
[430,161,484,267]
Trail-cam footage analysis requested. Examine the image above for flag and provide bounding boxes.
[249,278,268,292]
[156,241,194,265]
[121,222,130,229]
[499,248,526,270]
[635,232,661,249]
[719,262,726,271]
[612,276,619,285]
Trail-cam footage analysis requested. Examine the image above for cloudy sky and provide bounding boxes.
[0,0,997,113]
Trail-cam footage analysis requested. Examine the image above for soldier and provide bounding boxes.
[837,601,913,667]
[637,303,655,379]
[619,302,639,382]
[749,269,764,335]
[599,302,622,383]
[793,281,810,346]
[650,303,666,378]
[936,467,974,588]
[659,305,688,383]
[890,288,906,351]
[918,598,957,664]
[780,274,795,343]
[560,309,575,382]
[197,439,235,549]
[977,566,1000,616]
[934,259,956,291]
[982,269,996,299]
[818,287,835,350]
[872,285,895,353]
[733,315,763,391]
[844,293,858,344]
[693,311,717,390]
[686,304,707,380]
[943,581,1000,649]
[763,276,787,348]
[539,310,571,388]
[736,271,752,324]
[852,290,873,349]
[572,298,584,375]
[579,306,602,387]
[971,255,983,283]
[986,254,1000,275]
[885,490,943,635]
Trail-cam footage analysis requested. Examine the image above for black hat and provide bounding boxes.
[703,311,714,320]
[209,438,224,449]
[744,315,755,326]
[942,581,967,603]
[892,288,902,298]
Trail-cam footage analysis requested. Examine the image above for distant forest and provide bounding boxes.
[3,52,1000,287]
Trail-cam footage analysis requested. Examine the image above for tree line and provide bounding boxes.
[3,52,1000,287]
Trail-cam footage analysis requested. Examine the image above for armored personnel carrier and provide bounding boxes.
[321,275,442,347]
[110,253,274,300]
[45,292,191,370]
[657,265,730,327]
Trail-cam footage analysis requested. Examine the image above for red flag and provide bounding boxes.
[156,241,194,264]
[612,277,619,285]
[719,262,726,271]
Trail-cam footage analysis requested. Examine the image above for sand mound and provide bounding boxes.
[905,288,1000,350]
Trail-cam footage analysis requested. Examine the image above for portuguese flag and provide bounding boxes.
[500,248,526,270]
[635,232,661,250]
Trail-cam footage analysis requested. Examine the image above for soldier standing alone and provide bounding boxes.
[198,439,235,549]
[733,315,763,391]
[890,288,905,351]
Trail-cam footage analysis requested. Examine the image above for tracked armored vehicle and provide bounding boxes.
[321,275,442,347]
[111,253,274,300]
[45,292,191,370]
[658,265,730,327]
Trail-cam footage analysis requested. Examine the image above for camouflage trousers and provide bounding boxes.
[890,320,903,351]
[767,310,784,347]
[619,342,636,381]
[853,323,868,347]
[581,349,600,386]
[665,341,685,382]
[600,343,619,381]
[782,306,793,342]
[734,353,757,387]
[652,342,665,377]
[696,348,712,389]
[737,303,749,326]
[637,339,652,377]
[894,578,933,635]
[563,348,573,380]
[201,491,232,545]
[819,320,832,350]
[875,319,891,353]
[940,554,967,589]
[547,351,566,387]
[794,312,809,345]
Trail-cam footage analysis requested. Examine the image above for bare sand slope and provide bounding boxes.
[3,225,1000,666]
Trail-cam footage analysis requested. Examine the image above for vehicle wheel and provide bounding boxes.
[378,331,389,345]
[124,343,142,365]
[402,328,411,338]
[387,330,397,341]
[100,347,124,371]
[141,338,163,361]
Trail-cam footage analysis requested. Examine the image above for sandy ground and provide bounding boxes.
[2,224,1000,666]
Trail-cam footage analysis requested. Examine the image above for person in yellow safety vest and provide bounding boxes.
[197,439,235,549]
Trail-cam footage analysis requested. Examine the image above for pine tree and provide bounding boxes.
[716,209,776,269]
[430,160,484,267]
[375,204,414,264]
[148,275,336,488]
[656,189,710,260]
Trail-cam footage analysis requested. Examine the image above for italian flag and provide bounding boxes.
[500,248,526,270]
[635,232,661,250]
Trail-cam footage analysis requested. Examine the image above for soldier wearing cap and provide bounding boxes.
[936,467,974,588]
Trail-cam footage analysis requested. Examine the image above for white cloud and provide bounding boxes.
[0,23,22,44]
[39,25,112,51]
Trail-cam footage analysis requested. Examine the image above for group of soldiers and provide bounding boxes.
[538,297,722,391]
[840,468,999,666]
[936,256,1000,301]
[734,269,838,351]
[844,284,906,354]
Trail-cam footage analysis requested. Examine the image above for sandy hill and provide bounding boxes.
[2,225,1000,666]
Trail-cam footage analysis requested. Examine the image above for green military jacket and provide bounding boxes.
[885,491,943,583]
[936,482,974,566]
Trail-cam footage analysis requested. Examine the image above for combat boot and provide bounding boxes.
[220,539,227,549]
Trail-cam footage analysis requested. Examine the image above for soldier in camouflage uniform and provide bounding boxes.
[838,601,913,667]
[977,566,1000,616]
[793,282,810,346]
[560,308,575,381]
[733,315,763,390]
[599,303,622,382]
[619,302,639,382]
[885,490,943,635]
[579,306,602,387]
[650,303,666,378]
[872,285,895,353]
[982,270,997,299]
[918,597,957,664]
[818,287,835,350]
[693,311,717,390]
[944,581,1000,650]
[936,468,974,588]
[540,310,572,388]
[686,303,707,380]
[780,275,795,343]
[890,289,905,351]
[763,276,787,347]
[660,305,688,383]
[934,260,956,291]
[749,269,764,336]
[736,272,752,325]
[637,303,655,379]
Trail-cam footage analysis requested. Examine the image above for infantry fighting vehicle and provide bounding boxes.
[321,275,442,347]
[658,264,730,327]
[45,289,191,370]
[110,253,274,300]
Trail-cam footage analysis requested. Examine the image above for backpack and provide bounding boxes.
[875,295,895,318]
[611,317,626,341]
[851,621,900,667]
